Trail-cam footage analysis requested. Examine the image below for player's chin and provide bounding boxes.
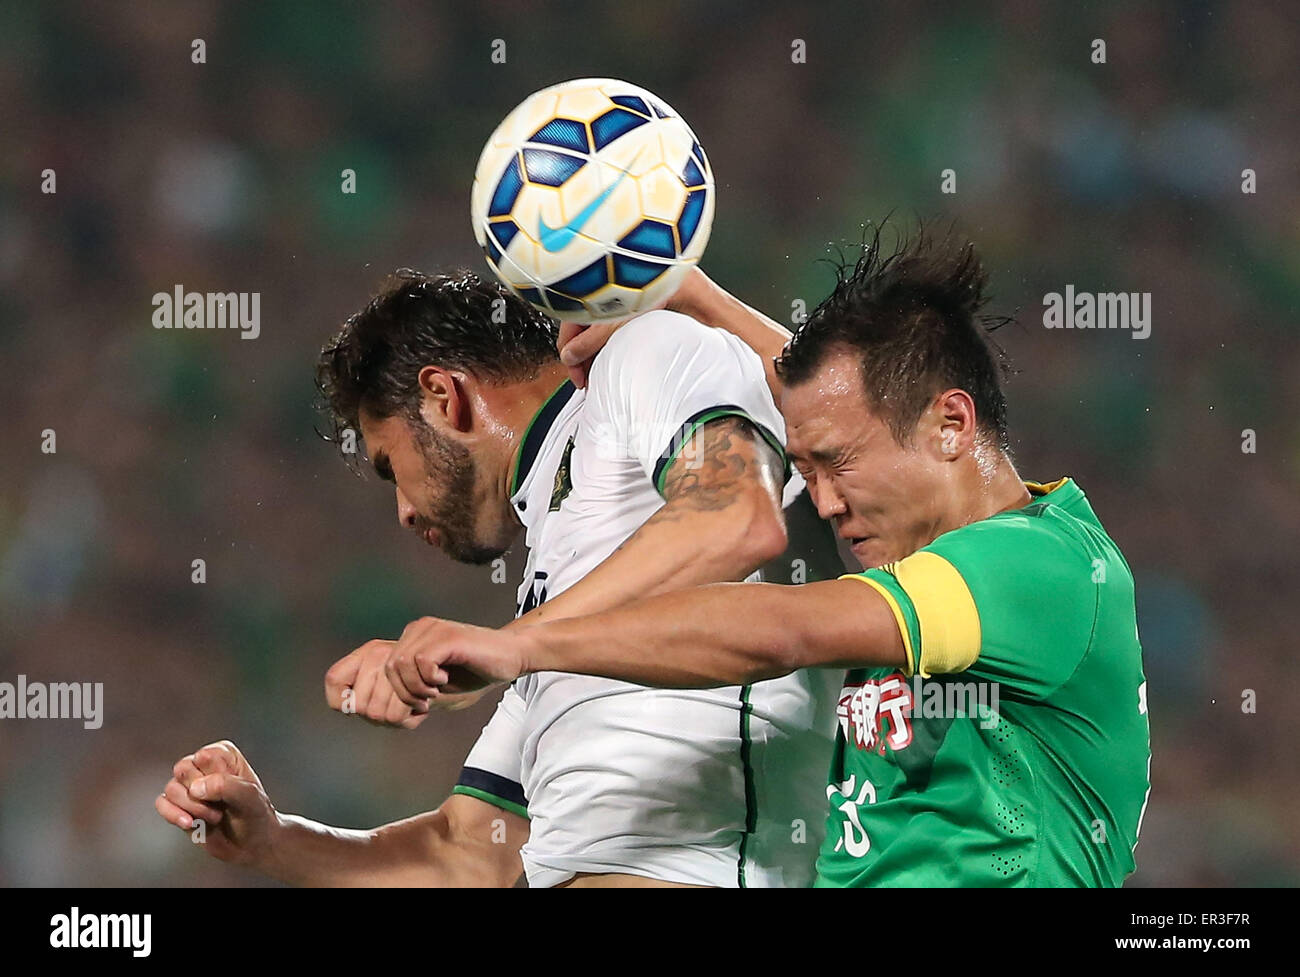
[445,542,507,566]
[849,536,902,570]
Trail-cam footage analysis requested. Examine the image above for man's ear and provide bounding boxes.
[933,388,977,459]
[418,366,471,433]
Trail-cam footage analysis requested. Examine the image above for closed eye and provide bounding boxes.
[809,448,852,469]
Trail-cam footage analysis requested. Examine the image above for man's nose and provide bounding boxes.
[810,477,847,521]
[396,486,419,528]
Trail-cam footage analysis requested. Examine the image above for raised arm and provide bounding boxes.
[675,270,791,401]
[559,269,792,401]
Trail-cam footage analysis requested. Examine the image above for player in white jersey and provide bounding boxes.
[456,308,840,887]
[156,269,841,887]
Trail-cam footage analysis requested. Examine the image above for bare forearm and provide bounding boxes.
[513,503,779,627]
[683,275,792,400]
[261,809,510,888]
[524,579,903,688]
[514,418,786,627]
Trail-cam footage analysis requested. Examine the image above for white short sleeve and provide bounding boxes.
[453,683,529,819]
[584,310,789,493]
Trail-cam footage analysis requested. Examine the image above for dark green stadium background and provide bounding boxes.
[1,0,1296,886]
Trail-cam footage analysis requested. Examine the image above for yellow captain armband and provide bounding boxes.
[892,551,982,677]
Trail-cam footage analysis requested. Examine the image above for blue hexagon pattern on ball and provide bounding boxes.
[471,78,716,322]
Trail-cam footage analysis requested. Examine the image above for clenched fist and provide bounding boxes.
[383,617,533,701]
[326,633,492,728]
[325,639,432,728]
[155,740,278,868]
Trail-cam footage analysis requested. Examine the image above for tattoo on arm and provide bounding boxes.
[658,416,783,516]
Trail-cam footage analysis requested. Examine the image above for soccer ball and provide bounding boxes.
[470,78,715,323]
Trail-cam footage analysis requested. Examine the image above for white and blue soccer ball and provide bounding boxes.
[471,77,715,323]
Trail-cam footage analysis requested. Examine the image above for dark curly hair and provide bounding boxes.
[316,269,559,459]
[775,223,1012,450]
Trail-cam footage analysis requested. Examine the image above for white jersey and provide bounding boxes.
[455,311,843,888]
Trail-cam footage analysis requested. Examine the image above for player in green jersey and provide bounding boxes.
[818,473,1149,886]
[385,227,1153,887]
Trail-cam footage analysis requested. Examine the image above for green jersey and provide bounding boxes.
[815,478,1151,887]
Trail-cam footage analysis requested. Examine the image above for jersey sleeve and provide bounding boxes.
[841,508,1100,700]
[452,683,528,819]
[585,309,789,494]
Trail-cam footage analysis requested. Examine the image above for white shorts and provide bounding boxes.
[453,668,840,888]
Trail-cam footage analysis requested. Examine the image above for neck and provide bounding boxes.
[489,363,571,499]
[935,445,1032,541]
[968,445,1033,523]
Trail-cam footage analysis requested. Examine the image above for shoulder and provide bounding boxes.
[922,504,1100,603]
[586,309,727,402]
[600,309,719,367]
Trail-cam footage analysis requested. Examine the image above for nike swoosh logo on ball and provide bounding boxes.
[538,165,634,253]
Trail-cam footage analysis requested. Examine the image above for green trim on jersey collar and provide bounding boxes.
[509,379,577,498]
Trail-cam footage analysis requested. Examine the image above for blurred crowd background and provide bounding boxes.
[1,0,1297,886]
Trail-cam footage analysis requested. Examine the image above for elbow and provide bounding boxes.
[671,487,788,576]
[763,592,815,681]
[754,519,788,567]
[701,497,786,577]
[738,496,788,567]
[743,615,806,684]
